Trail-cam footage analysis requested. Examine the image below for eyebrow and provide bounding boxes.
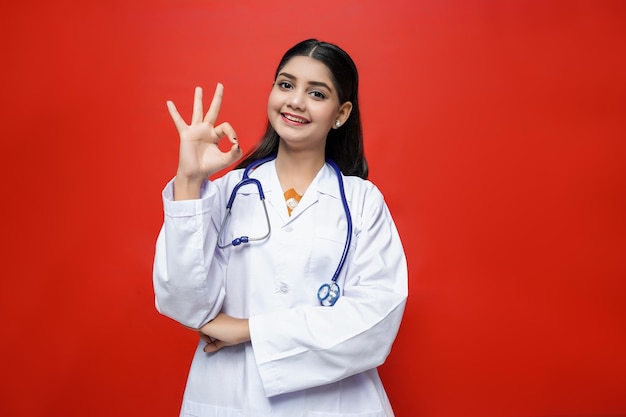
[277,72,333,92]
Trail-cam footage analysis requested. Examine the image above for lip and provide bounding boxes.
[281,112,310,126]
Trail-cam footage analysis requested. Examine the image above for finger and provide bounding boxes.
[166,100,187,132]
[215,122,237,141]
[203,340,222,353]
[204,83,224,125]
[213,122,238,143]
[191,86,204,124]
[214,122,242,162]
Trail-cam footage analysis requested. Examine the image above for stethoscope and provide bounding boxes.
[216,155,352,306]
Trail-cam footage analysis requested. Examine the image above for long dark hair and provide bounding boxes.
[235,39,368,179]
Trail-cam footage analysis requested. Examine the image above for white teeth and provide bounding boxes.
[283,114,308,124]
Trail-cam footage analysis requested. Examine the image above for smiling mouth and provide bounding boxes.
[281,113,310,124]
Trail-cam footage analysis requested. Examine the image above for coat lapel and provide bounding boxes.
[251,160,344,226]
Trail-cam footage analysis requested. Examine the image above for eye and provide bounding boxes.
[310,90,327,100]
[278,80,293,90]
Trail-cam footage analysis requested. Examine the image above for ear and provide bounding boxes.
[333,101,353,129]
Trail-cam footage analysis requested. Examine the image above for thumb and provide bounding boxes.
[231,143,242,158]
[221,143,242,167]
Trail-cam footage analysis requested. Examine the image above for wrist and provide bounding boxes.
[240,318,250,343]
[173,175,205,200]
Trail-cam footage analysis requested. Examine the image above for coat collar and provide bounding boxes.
[245,159,344,223]
[247,159,343,200]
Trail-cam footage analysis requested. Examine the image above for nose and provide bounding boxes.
[287,88,306,111]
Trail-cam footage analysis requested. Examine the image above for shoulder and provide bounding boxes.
[342,175,383,197]
[341,175,387,214]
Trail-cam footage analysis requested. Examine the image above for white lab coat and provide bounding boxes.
[153,160,408,417]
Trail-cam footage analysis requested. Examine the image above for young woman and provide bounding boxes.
[153,39,408,417]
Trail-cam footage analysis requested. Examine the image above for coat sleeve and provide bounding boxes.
[248,184,408,397]
[152,178,228,329]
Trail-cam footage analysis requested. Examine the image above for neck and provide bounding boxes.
[275,147,325,194]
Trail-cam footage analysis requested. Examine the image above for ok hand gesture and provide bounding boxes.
[167,84,241,200]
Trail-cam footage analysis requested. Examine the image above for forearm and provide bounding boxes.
[198,313,250,353]
[153,179,226,328]
[249,293,407,397]
[200,313,250,343]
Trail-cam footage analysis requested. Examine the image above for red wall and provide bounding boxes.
[2,1,625,416]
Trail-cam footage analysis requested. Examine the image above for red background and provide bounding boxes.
[2,1,625,416]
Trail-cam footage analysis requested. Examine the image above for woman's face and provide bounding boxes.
[267,55,352,152]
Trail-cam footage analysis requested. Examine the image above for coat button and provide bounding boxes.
[279,282,289,294]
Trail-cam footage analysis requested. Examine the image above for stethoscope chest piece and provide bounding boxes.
[317,282,340,307]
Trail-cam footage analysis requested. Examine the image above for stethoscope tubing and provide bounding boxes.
[217,154,352,306]
[326,159,352,284]
[216,156,275,248]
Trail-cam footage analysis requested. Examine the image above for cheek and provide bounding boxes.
[267,92,282,130]
[310,103,338,124]
[267,89,281,113]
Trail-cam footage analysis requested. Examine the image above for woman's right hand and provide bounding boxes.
[167,84,241,200]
